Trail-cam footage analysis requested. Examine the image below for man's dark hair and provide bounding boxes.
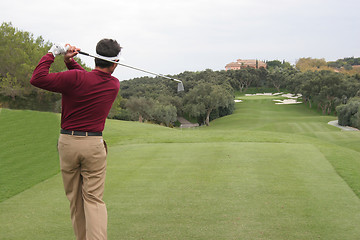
[95,39,121,68]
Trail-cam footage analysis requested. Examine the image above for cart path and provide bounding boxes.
[177,117,199,128]
[328,120,359,131]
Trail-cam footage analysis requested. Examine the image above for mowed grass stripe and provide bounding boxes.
[0,109,60,202]
[315,131,360,152]
[0,174,73,239]
[317,143,360,197]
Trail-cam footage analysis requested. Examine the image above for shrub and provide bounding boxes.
[350,106,360,129]
[336,97,360,128]
[109,109,132,121]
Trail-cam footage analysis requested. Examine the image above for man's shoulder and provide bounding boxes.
[111,77,120,89]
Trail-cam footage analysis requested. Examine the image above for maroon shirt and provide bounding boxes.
[30,54,120,132]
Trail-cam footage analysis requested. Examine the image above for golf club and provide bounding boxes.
[77,50,184,92]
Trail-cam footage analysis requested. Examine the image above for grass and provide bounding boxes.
[1,95,360,239]
[0,108,60,202]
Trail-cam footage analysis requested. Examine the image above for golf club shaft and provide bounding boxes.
[78,51,182,83]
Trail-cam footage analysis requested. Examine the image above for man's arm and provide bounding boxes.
[64,45,85,71]
[30,53,72,93]
[30,44,80,93]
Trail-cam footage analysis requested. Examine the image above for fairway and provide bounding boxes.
[104,142,359,239]
[1,95,360,239]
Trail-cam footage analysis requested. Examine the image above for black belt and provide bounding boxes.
[60,129,102,136]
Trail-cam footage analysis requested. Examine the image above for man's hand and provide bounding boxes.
[48,43,68,57]
[64,44,81,63]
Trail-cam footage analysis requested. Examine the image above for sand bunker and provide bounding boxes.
[244,93,302,104]
[274,93,302,104]
[245,93,274,96]
[280,93,302,99]
[273,99,302,104]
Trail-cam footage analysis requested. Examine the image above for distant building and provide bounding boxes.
[225,59,267,70]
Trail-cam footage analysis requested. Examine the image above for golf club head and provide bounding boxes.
[177,82,184,92]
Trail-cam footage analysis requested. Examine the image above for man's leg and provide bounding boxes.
[81,137,108,240]
[58,134,87,240]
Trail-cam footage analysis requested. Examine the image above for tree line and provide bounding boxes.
[0,22,90,111]
[116,71,235,126]
[1,22,360,128]
[118,61,360,128]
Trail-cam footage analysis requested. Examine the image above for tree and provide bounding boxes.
[267,67,286,92]
[328,57,360,68]
[266,60,282,69]
[0,73,23,100]
[124,96,178,126]
[0,22,90,110]
[228,68,258,92]
[152,104,177,127]
[108,92,123,118]
[125,97,154,122]
[296,57,329,72]
[336,97,360,128]
[292,70,359,115]
[183,82,234,126]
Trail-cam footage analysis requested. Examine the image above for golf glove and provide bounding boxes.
[48,43,68,57]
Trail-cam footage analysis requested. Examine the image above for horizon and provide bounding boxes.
[1,0,359,81]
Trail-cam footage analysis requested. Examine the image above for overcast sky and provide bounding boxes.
[1,0,359,81]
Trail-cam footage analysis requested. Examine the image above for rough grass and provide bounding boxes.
[1,96,360,239]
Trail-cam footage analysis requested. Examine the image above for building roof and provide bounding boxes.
[225,62,240,67]
[225,59,267,69]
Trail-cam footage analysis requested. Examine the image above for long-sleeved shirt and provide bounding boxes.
[30,54,120,132]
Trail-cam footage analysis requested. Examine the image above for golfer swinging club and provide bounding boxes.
[30,39,121,240]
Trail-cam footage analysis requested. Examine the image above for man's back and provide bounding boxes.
[30,54,120,132]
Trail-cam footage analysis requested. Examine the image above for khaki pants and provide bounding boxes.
[58,134,108,240]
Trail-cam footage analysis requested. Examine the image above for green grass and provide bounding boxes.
[1,96,360,239]
[0,108,60,202]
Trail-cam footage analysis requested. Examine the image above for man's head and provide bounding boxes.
[95,39,122,69]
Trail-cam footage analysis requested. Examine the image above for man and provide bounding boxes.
[30,39,121,240]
